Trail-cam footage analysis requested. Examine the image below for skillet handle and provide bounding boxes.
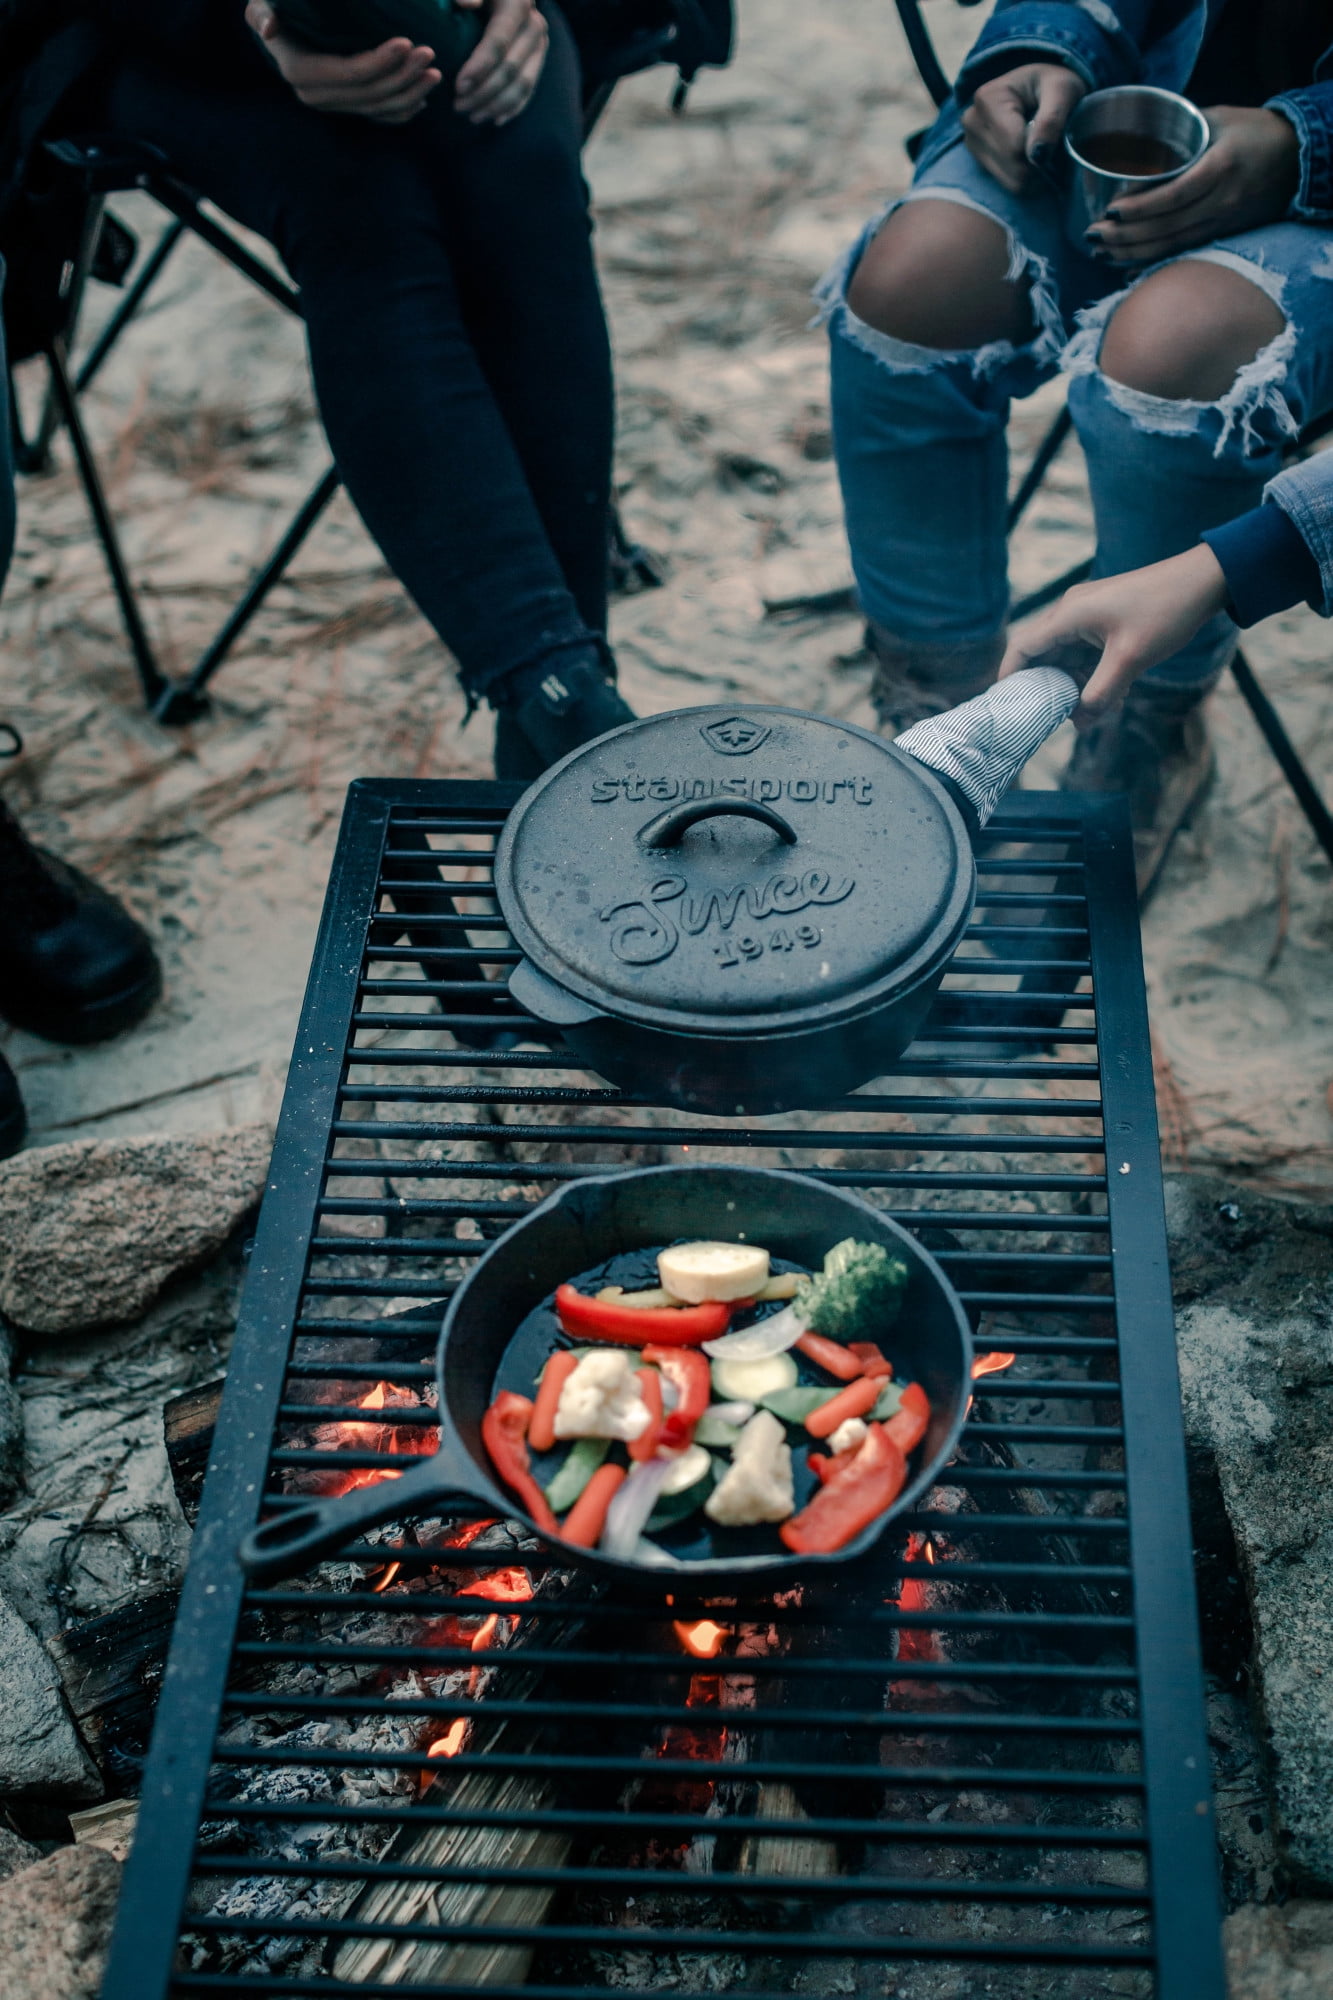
[895,666,1080,828]
[237,1454,484,1586]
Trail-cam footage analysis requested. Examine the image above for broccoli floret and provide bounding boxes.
[795,1238,908,1343]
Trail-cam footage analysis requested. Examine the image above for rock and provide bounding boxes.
[1165,1174,1333,1892]
[0,1842,121,2000]
[0,1125,270,1334]
[0,1825,41,1880]
[0,1592,100,1800]
[1224,1901,1333,1999]
[0,1321,22,1507]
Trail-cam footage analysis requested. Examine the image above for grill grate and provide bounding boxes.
[102,779,1224,2000]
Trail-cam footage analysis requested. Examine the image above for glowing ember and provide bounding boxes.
[314,1379,439,1498]
[894,1532,945,1663]
[426,1717,468,1760]
[972,1351,1017,1378]
[673,1618,729,1660]
[370,1561,402,1594]
[460,1566,534,1604]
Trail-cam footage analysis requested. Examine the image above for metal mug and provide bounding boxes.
[1064,86,1210,248]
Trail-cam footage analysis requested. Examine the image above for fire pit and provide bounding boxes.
[99,780,1225,1998]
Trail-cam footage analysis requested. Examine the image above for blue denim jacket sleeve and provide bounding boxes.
[1263,454,1333,617]
[1266,82,1333,221]
[954,1,1151,102]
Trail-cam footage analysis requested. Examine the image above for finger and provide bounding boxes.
[357,69,442,114]
[461,24,545,115]
[1098,148,1227,224]
[1073,642,1143,722]
[477,50,545,123]
[964,130,1033,195]
[309,49,436,107]
[456,0,528,94]
[1094,212,1219,262]
[318,36,425,86]
[246,0,277,35]
[1027,72,1081,154]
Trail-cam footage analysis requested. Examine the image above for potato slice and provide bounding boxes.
[657,1241,771,1303]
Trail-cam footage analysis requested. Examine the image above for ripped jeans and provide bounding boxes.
[822,137,1333,690]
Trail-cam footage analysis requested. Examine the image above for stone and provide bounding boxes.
[0,1592,100,1800]
[1164,1174,1333,1892]
[1224,1901,1333,1999]
[0,1841,121,2000]
[0,1321,23,1507]
[0,1125,270,1335]
[0,1825,41,1880]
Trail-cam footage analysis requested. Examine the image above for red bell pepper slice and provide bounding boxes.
[481,1391,559,1534]
[781,1424,908,1554]
[643,1345,711,1447]
[848,1341,893,1379]
[529,1348,579,1454]
[554,1284,731,1346]
[560,1462,627,1547]
[803,1372,883,1439]
[883,1380,930,1454]
[795,1331,863,1381]
[628,1366,665,1462]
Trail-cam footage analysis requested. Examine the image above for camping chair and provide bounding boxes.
[893,0,1333,867]
[4,60,671,726]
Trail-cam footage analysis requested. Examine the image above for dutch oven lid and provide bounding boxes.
[494,706,974,1033]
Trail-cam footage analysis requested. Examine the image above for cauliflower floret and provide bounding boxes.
[553,1350,651,1442]
[704,1409,794,1526]
[827,1416,869,1458]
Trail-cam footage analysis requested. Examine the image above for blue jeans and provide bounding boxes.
[822,137,1333,689]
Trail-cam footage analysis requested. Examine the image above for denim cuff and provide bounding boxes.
[1266,84,1333,221]
[1201,503,1323,629]
[956,2,1140,105]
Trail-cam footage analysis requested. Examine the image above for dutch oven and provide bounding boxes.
[494,672,1079,1114]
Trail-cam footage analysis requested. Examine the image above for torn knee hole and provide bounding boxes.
[1096,261,1289,404]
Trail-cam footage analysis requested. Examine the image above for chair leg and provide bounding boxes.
[42,336,174,713]
[75,216,187,395]
[1007,407,1074,535]
[1229,648,1333,869]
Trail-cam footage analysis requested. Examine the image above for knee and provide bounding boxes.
[845,198,1035,352]
[1097,260,1287,403]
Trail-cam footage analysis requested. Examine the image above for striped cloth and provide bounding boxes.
[895,667,1080,827]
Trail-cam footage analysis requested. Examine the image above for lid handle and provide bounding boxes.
[638,798,798,850]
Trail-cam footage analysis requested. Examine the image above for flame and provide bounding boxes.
[894,1532,945,1664]
[459,1566,534,1604]
[673,1618,729,1660]
[370,1560,402,1594]
[315,1379,438,1498]
[426,1717,468,1760]
[972,1351,1017,1378]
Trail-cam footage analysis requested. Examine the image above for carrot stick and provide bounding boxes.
[803,1372,883,1439]
[795,1331,863,1381]
[529,1349,579,1454]
[560,1462,627,1547]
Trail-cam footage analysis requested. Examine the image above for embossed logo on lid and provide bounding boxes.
[701,716,770,756]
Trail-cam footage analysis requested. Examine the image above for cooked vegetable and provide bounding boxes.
[629,1367,665,1462]
[884,1379,930,1453]
[872,1379,904,1420]
[596,1285,676,1310]
[644,1345,712,1448]
[827,1415,870,1457]
[794,1330,863,1381]
[849,1341,892,1379]
[795,1239,909,1345]
[693,1409,746,1448]
[760,1385,843,1425]
[657,1241,771,1303]
[704,1301,806,1362]
[556,1283,731,1346]
[554,1350,653,1443]
[804,1373,883,1439]
[560,1462,627,1547]
[757,1271,801,1302]
[711,1350,798,1404]
[780,1423,908,1554]
[601,1455,679,1559]
[704,1409,795,1527]
[529,1349,579,1453]
[657,1442,712,1495]
[543,1436,610,1513]
[482,1392,559,1534]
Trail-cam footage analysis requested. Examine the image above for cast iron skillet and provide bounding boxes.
[239,1165,973,1587]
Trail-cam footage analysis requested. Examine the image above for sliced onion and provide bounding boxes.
[703,1301,808,1362]
[708,1400,755,1425]
[600,1455,678,1561]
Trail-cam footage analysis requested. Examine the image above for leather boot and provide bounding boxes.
[489,648,636,781]
[0,797,161,1043]
[866,625,1005,737]
[0,1052,25,1160]
[1061,675,1217,901]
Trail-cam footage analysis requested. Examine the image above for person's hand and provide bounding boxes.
[962,63,1088,193]
[454,0,549,125]
[246,0,442,122]
[998,545,1229,727]
[1085,106,1299,263]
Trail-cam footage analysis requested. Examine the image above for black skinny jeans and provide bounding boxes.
[96,5,613,698]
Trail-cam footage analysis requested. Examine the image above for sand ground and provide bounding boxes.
[2,0,1331,1191]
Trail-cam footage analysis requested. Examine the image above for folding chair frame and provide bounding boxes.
[892,0,1333,866]
[8,87,663,727]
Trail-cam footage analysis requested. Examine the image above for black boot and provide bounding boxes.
[0,1051,25,1160]
[0,797,162,1043]
[489,649,635,781]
